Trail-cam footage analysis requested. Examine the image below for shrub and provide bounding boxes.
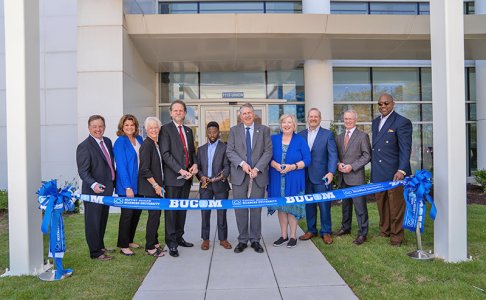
[474,169,486,193]
[0,190,7,211]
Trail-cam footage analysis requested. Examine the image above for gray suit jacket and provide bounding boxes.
[226,123,272,188]
[196,141,230,193]
[336,128,371,186]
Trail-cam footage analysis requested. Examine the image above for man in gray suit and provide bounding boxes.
[334,110,371,245]
[226,103,272,253]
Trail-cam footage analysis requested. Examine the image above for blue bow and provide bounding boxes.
[403,170,437,233]
[37,180,75,280]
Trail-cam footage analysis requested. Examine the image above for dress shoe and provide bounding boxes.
[234,242,248,253]
[334,229,351,237]
[201,240,210,250]
[169,248,179,257]
[251,242,264,253]
[298,232,316,241]
[353,236,367,245]
[102,248,115,253]
[95,254,113,261]
[219,240,232,249]
[178,239,194,247]
[322,234,333,245]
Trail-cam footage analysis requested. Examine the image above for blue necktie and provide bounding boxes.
[246,127,253,167]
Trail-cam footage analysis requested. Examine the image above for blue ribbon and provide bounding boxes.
[37,180,75,280]
[75,181,404,210]
[403,170,437,233]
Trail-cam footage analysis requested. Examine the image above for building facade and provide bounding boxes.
[0,0,484,189]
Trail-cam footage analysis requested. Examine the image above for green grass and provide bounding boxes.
[0,211,161,299]
[0,190,7,210]
[301,204,486,299]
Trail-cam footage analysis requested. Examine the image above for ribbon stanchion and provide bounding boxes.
[37,180,76,281]
[76,181,404,210]
[403,170,437,260]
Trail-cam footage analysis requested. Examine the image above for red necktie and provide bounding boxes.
[178,125,189,168]
[344,130,350,151]
[100,140,115,180]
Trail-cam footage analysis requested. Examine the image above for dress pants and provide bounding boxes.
[200,185,229,241]
[304,182,332,236]
[164,180,192,249]
[232,176,264,244]
[84,201,110,258]
[339,182,369,237]
[117,195,142,248]
[375,186,405,243]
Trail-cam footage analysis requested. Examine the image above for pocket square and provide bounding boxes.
[388,129,394,132]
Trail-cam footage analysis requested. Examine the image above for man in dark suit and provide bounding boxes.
[226,103,272,254]
[335,110,371,245]
[159,100,198,257]
[371,93,412,247]
[196,121,232,251]
[298,108,338,245]
[76,115,115,261]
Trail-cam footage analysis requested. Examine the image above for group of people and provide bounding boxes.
[76,93,412,261]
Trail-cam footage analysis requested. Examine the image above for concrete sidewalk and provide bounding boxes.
[134,209,357,300]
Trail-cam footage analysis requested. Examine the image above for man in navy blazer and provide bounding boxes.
[196,121,232,251]
[76,115,115,261]
[298,108,338,245]
[371,93,412,247]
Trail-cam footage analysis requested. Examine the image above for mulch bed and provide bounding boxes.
[467,183,486,205]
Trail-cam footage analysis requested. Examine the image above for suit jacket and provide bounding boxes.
[268,133,311,197]
[76,135,115,196]
[138,138,164,197]
[298,127,338,185]
[226,123,272,188]
[196,140,230,193]
[336,128,371,186]
[371,111,412,182]
[113,135,144,195]
[159,122,197,187]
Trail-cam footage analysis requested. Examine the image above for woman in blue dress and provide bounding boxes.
[268,114,311,248]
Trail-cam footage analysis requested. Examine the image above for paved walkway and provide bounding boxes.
[134,209,357,300]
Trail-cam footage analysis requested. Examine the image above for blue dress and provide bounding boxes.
[268,144,306,220]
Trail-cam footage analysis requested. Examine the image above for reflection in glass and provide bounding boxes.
[468,123,477,175]
[266,2,302,13]
[333,68,371,102]
[204,110,231,143]
[373,68,420,101]
[370,3,417,15]
[267,69,304,101]
[410,124,422,173]
[185,106,199,126]
[160,72,199,103]
[159,107,171,124]
[422,104,432,122]
[393,104,421,122]
[422,124,433,172]
[334,104,372,123]
[468,103,476,121]
[418,3,430,15]
[200,2,264,13]
[468,67,476,101]
[421,68,432,101]
[200,72,266,99]
[331,2,368,14]
[159,2,198,14]
[268,104,305,124]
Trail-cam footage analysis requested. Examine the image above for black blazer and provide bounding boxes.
[159,122,197,187]
[76,135,115,196]
[196,141,230,193]
[138,138,164,197]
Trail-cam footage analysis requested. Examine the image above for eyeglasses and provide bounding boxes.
[377,102,391,107]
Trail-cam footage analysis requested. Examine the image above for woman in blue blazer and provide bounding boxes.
[268,114,311,248]
[114,114,144,256]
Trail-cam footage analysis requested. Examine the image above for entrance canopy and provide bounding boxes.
[124,14,486,72]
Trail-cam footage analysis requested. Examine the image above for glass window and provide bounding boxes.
[266,2,302,13]
[422,124,433,172]
[422,104,432,122]
[410,124,423,173]
[333,68,372,102]
[468,68,476,101]
[468,103,476,121]
[421,68,432,101]
[200,72,266,99]
[418,3,430,15]
[373,68,420,101]
[370,3,418,15]
[160,72,199,103]
[331,2,369,14]
[159,2,198,14]
[392,104,422,122]
[269,104,305,124]
[465,1,475,15]
[334,104,372,123]
[200,2,264,14]
[267,69,304,101]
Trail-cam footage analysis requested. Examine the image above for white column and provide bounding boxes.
[4,0,44,275]
[430,0,467,262]
[302,0,333,127]
[476,1,486,170]
[304,60,334,127]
